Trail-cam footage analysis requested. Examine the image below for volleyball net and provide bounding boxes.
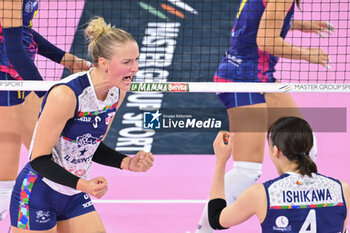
[1,0,349,92]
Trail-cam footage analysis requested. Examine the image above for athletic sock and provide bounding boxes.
[0,180,15,221]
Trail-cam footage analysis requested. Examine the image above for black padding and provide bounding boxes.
[30,154,80,189]
[92,142,128,169]
[208,198,228,230]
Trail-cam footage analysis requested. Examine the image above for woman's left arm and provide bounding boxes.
[208,132,265,229]
[32,30,92,74]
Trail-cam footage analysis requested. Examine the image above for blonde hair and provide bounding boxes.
[85,16,136,65]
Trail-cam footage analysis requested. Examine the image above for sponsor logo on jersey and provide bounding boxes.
[273,216,291,232]
[72,133,103,152]
[225,53,243,67]
[93,116,102,128]
[24,0,38,13]
[77,116,92,122]
[82,192,93,208]
[82,201,93,208]
[35,210,51,224]
[105,112,115,125]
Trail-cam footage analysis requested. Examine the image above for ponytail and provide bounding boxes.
[297,152,317,176]
[268,116,317,177]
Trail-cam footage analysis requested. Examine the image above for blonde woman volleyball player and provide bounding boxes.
[9,16,154,232]
[0,0,90,222]
[194,0,335,232]
[208,117,349,232]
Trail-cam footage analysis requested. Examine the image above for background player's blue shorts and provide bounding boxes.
[0,72,31,106]
[10,163,95,231]
[214,56,276,109]
[216,90,266,109]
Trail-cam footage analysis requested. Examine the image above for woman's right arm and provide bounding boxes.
[30,86,81,188]
[207,132,266,229]
[30,85,108,198]
[31,85,76,158]
[256,0,330,68]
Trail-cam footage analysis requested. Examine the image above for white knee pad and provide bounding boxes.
[195,162,262,233]
[0,180,15,221]
[224,161,262,205]
[309,132,317,161]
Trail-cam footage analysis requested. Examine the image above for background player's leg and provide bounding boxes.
[21,92,42,149]
[265,92,317,160]
[195,103,266,233]
[57,211,106,233]
[0,104,23,221]
[265,92,302,127]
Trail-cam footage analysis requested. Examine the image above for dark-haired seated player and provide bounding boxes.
[0,0,90,222]
[195,0,335,229]
[208,117,349,233]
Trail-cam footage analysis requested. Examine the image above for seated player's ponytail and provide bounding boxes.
[267,116,317,177]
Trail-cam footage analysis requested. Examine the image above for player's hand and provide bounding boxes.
[77,177,108,199]
[129,151,154,172]
[304,47,331,69]
[213,131,234,163]
[60,53,92,74]
[300,21,335,37]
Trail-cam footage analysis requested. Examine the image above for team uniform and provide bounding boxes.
[215,0,295,108]
[0,0,39,106]
[9,70,120,230]
[262,172,347,232]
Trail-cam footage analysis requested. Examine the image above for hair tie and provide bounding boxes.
[300,152,307,157]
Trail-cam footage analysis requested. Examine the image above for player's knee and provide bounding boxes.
[224,162,262,204]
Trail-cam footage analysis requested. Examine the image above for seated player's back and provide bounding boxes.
[262,172,346,233]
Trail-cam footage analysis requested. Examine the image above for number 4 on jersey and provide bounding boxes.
[299,209,316,233]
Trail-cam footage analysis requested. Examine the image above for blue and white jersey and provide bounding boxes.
[29,70,120,195]
[262,172,347,233]
[229,0,294,57]
[214,0,295,83]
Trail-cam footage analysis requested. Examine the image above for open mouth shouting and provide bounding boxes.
[122,75,133,85]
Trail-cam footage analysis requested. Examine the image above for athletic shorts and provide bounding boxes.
[0,72,31,106]
[10,163,95,231]
[214,55,276,109]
